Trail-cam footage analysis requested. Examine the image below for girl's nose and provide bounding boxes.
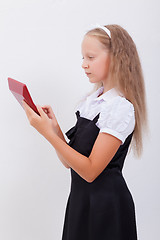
[82,61,89,69]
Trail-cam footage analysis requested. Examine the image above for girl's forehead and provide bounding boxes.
[82,35,100,46]
[81,36,103,53]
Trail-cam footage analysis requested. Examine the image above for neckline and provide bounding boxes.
[96,86,122,99]
[87,86,124,102]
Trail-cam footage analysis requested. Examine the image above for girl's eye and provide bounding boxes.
[82,56,94,60]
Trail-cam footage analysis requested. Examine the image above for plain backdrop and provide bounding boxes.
[0,0,159,239]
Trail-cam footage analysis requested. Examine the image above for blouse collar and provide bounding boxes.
[86,86,124,102]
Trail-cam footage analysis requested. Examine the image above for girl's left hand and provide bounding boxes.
[22,100,55,139]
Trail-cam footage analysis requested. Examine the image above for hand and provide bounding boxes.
[22,100,58,139]
[41,104,60,134]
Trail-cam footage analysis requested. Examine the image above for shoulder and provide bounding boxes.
[100,96,135,115]
[97,96,135,144]
[111,96,134,114]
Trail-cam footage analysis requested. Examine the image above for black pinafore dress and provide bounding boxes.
[61,110,138,240]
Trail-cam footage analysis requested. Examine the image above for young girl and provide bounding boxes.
[22,23,148,240]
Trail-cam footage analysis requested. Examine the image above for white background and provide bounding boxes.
[0,0,159,239]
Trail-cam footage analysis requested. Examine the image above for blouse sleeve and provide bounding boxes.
[97,97,135,145]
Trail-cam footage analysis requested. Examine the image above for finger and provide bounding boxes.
[42,105,51,108]
[43,109,48,114]
[22,100,30,108]
[22,100,33,114]
[42,105,55,119]
[43,105,55,116]
[22,100,38,119]
[42,105,52,113]
[42,107,49,114]
[36,105,47,118]
[22,101,32,120]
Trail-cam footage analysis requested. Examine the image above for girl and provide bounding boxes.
[22,23,148,240]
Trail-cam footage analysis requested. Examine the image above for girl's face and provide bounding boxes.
[81,35,111,85]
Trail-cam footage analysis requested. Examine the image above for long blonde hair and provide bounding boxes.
[78,24,149,158]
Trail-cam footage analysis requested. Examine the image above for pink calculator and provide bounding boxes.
[8,77,40,116]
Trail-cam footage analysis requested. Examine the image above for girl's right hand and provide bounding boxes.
[41,105,60,134]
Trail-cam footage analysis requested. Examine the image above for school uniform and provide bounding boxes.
[61,86,138,240]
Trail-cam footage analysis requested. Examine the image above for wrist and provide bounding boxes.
[54,123,61,135]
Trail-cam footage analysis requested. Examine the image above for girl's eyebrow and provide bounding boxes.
[81,51,96,55]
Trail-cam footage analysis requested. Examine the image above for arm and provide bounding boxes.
[22,101,121,182]
[45,131,121,183]
[55,124,70,169]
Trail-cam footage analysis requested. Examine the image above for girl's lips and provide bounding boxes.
[86,73,91,75]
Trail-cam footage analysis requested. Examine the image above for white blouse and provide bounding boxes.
[76,86,135,145]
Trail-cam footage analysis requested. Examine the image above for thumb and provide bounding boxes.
[36,104,45,117]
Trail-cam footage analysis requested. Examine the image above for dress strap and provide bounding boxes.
[75,110,80,118]
[92,112,100,124]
